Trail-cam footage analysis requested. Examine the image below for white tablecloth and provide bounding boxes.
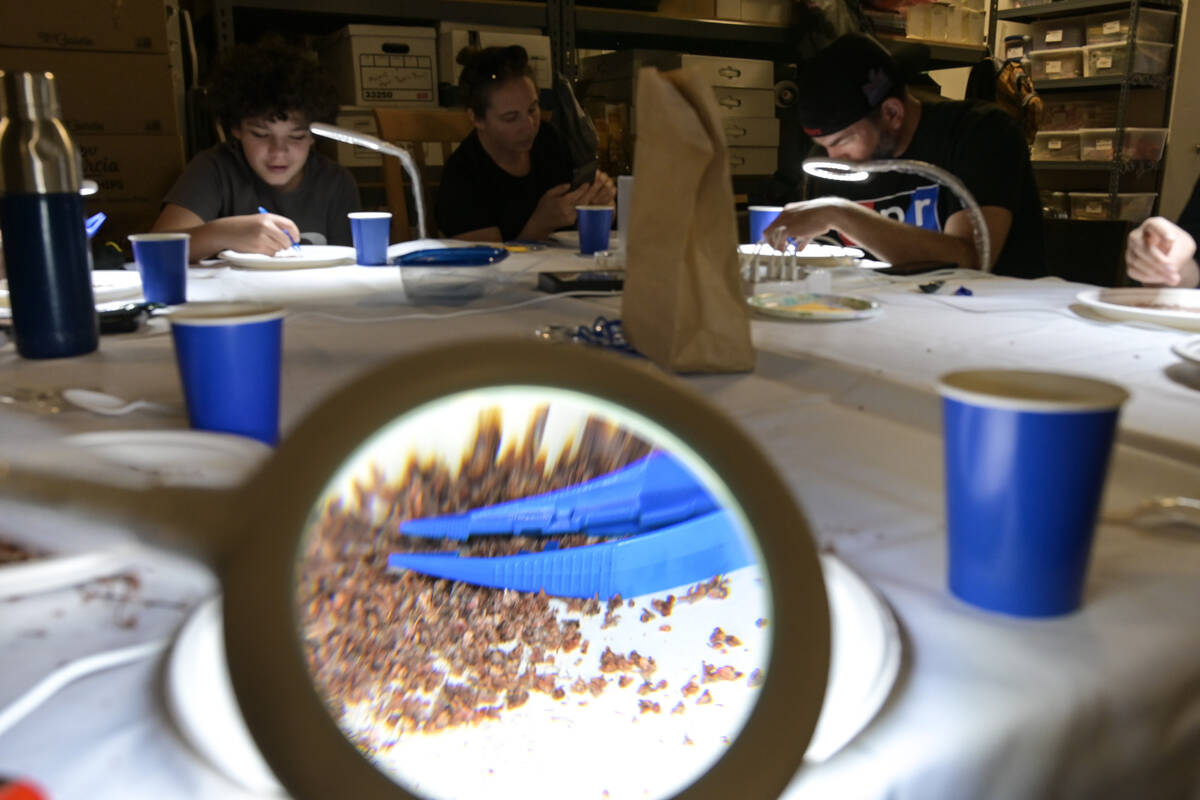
[1,253,1200,800]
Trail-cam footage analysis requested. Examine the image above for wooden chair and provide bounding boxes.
[372,108,477,242]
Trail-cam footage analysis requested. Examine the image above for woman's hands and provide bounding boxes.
[519,170,617,242]
[1126,216,1200,288]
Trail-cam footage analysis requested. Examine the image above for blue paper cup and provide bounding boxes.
[937,370,1129,617]
[349,212,392,266]
[576,205,614,255]
[748,206,783,246]
[129,233,189,304]
[168,303,286,446]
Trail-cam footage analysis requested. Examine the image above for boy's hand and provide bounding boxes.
[221,213,302,255]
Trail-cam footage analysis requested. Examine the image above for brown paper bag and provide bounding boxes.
[621,66,755,374]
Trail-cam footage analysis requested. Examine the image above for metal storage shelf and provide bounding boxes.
[988,0,1179,225]
[208,0,989,66]
[1033,159,1164,173]
[1029,75,1172,91]
[997,0,1178,23]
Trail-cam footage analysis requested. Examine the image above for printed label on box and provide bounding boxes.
[1046,29,1063,43]
[1049,139,1062,150]
[1097,138,1112,150]
[1007,46,1023,58]
[1097,55,1113,69]
[358,53,433,102]
[1046,60,1062,74]
[1103,20,1121,34]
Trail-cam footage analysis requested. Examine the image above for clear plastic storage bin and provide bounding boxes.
[1078,127,1168,162]
[1032,131,1081,161]
[1031,19,1085,49]
[1069,192,1157,222]
[1041,98,1116,130]
[1040,190,1070,218]
[1029,47,1085,80]
[1086,8,1177,44]
[1084,41,1173,76]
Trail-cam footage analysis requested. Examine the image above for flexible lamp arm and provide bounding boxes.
[309,122,427,240]
[802,157,991,273]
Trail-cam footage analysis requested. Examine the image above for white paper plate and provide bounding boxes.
[218,245,357,270]
[163,554,897,796]
[738,243,888,274]
[166,596,284,795]
[1075,288,1200,331]
[807,553,902,762]
[748,292,881,321]
[1171,336,1200,365]
[0,502,139,600]
[0,270,143,314]
[62,430,271,488]
[0,549,129,600]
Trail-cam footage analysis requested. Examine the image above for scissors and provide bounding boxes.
[387,451,753,598]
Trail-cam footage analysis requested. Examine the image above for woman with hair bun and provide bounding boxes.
[435,45,615,242]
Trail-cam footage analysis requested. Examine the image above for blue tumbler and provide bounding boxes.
[0,70,98,359]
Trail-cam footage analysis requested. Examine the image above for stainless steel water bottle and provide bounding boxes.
[0,70,98,359]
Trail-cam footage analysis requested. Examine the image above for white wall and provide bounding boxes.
[1161,0,1200,218]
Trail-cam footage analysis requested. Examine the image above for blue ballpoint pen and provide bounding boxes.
[257,206,301,252]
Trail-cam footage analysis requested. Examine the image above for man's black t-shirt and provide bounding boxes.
[435,124,572,240]
[807,99,1046,279]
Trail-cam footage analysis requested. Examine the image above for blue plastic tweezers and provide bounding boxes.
[386,452,754,598]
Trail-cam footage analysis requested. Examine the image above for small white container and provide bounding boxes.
[1078,127,1168,162]
[1086,8,1177,45]
[1031,19,1085,49]
[1029,47,1085,80]
[1032,131,1081,161]
[1069,192,1157,222]
[1083,41,1173,77]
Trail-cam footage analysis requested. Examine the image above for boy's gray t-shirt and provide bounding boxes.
[163,142,361,246]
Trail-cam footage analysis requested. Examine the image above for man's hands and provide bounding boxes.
[1125,216,1200,288]
[762,197,855,252]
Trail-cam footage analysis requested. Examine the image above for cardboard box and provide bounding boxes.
[0,48,178,135]
[331,106,384,166]
[728,146,778,175]
[75,134,184,205]
[721,117,779,147]
[438,26,552,90]
[657,0,717,18]
[83,199,162,249]
[715,0,790,23]
[318,25,438,107]
[581,51,775,89]
[0,0,168,53]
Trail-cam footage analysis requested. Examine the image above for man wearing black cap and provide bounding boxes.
[764,34,1045,278]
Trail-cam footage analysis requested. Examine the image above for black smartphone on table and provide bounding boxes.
[537,270,625,293]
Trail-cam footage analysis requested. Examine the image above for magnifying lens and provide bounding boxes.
[0,340,830,800]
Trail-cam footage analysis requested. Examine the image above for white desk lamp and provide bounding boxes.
[309,122,428,240]
[802,157,991,273]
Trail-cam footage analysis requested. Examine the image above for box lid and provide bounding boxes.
[320,24,436,46]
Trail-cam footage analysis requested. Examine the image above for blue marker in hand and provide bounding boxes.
[257,206,301,252]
